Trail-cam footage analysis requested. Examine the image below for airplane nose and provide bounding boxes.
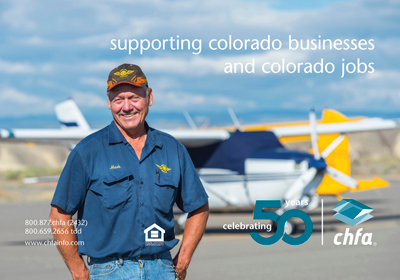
[0,129,11,138]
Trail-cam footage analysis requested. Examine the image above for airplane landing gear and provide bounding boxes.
[174,213,188,235]
[284,220,297,235]
[272,220,297,235]
[174,220,185,234]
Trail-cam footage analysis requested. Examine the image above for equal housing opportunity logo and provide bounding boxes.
[332,199,376,246]
[144,223,165,246]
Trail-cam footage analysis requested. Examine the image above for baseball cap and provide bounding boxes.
[107,63,148,91]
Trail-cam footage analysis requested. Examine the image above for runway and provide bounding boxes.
[0,181,399,279]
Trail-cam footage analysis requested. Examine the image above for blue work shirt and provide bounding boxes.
[51,121,208,258]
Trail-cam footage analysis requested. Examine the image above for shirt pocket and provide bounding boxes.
[101,170,133,210]
[153,172,178,214]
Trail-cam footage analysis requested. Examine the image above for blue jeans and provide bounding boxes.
[88,251,176,280]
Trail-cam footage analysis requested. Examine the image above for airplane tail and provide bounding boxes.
[314,109,390,196]
[54,99,91,130]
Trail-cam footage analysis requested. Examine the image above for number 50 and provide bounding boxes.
[250,200,313,245]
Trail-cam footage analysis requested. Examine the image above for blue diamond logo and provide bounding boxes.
[333,199,373,226]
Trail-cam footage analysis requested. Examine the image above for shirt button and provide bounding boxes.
[142,245,145,249]
[140,181,143,185]
[141,224,145,228]
[140,202,144,206]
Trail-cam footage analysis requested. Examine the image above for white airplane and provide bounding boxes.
[1,99,397,233]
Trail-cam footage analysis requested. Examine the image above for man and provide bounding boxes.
[49,63,209,280]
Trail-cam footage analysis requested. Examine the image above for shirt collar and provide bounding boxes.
[108,121,126,144]
[108,120,163,149]
[145,123,163,149]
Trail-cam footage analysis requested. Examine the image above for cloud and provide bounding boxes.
[85,50,309,77]
[0,60,36,74]
[0,0,399,116]
[5,0,397,50]
[21,36,48,46]
[36,79,58,88]
[152,90,256,111]
[71,91,107,108]
[0,87,54,116]
[80,77,105,88]
[0,59,55,74]
[1,0,37,31]
[327,70,400,110]
[0,87,42,104]
[281,94,315,109]
[151,77,181,91]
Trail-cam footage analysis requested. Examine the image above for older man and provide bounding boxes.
[49,63,209,280]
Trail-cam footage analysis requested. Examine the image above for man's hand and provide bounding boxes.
[173,255,188,280]
[71,268,89,280]
[49,205,89,280]
[173,202,209,280]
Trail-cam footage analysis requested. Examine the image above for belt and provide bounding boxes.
[87,253,160,266]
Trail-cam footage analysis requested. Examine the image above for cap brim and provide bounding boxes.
[107,81,145,91]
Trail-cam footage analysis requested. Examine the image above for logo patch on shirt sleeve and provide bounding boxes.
[110,165,121,169]
[156,164,171,173]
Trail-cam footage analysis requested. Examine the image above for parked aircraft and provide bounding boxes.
[0,99,396,233]
[176,109,393,233]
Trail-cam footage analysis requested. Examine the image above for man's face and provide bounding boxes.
[107,83,153,133]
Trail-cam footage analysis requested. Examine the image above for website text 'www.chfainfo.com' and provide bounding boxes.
[24,240,84,246]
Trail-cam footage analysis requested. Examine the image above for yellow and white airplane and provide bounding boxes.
[225,108,392,198]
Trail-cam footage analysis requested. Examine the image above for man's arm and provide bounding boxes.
[173,201,209,280]
[49,206,89,280]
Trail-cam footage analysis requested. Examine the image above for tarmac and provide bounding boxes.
[0,181,399,280]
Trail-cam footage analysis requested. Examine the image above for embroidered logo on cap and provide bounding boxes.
[114,69,134,77]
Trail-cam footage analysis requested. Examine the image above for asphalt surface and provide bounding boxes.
[0,181,399,280]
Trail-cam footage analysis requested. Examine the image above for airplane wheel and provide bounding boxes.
[174,219,185,235]
[271,221,277,232]
[284,221,297,235]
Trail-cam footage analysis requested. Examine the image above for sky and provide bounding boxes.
[0,0,399,129]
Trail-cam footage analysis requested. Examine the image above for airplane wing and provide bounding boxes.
[0,128,97,141]
[0,127,230,147]
[162,129,230,147]
[1,107,397,147]
[227,109,398,144]
[272,118,397,137]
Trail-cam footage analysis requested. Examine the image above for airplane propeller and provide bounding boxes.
[326,166,358,188]
[282,167,317,201]
[228,108,243,131]
[283,109,358,202]
[309,108,321,160]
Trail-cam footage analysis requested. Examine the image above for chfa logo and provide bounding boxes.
[250,200,313,245]
[332,199,376,246]
[144,223,165,246]
[333,199,373,226]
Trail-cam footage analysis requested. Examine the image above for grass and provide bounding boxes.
[0,167,63,181]
[352,156,400,176]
